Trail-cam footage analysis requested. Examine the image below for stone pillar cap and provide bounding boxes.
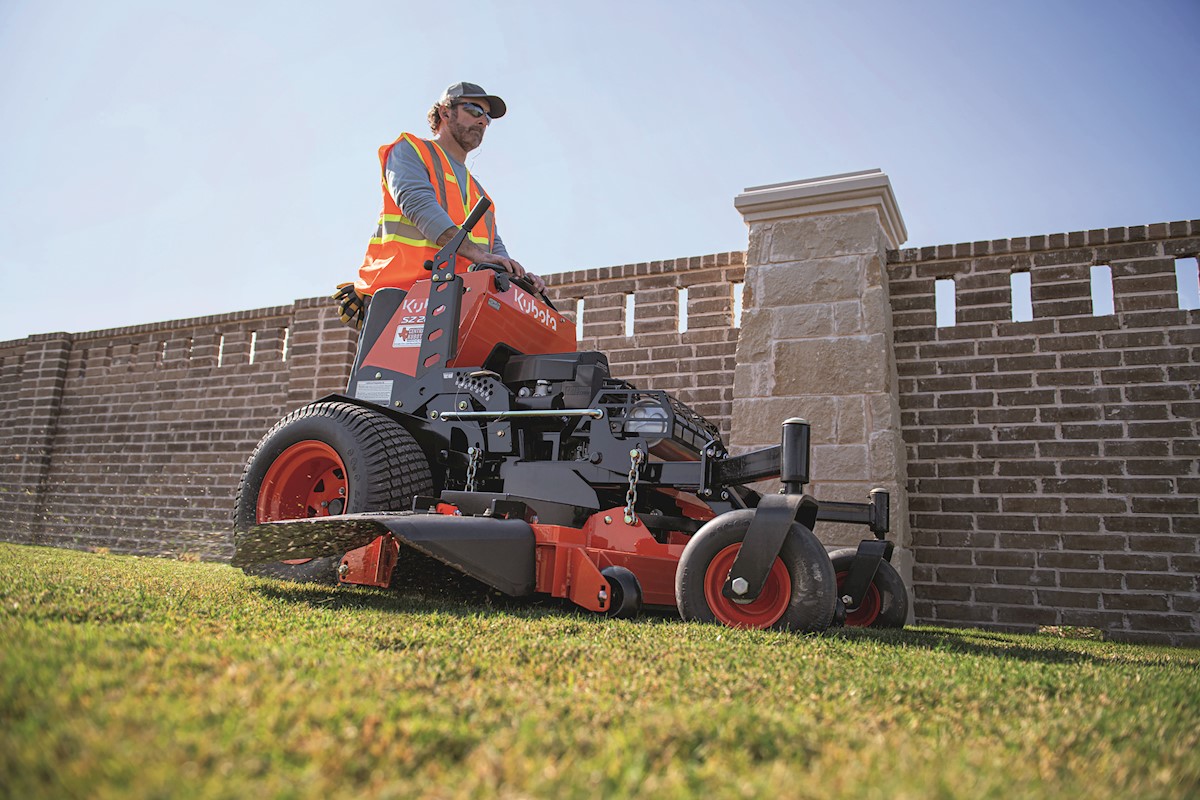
[735,168,908,249]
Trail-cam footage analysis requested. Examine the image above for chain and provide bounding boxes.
[465,446,481,492]
[624,448,643,525]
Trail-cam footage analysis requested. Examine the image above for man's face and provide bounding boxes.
[445,98,491,153]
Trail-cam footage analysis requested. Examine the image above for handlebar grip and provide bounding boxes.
[461,196,492,232]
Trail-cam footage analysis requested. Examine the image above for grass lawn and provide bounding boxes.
[1,542,1197,799]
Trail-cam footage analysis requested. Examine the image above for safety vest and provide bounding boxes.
[356,132,497,295]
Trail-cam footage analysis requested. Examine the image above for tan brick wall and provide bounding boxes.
[0,256,746,560]
[888,220,1200,645]
[0,301,356,559]
[1,220,1197,645]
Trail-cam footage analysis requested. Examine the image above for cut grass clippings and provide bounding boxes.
[1,542,1197,799]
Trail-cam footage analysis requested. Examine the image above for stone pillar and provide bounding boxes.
[731,170,912,592]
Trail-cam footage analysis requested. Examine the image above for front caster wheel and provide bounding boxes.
[675,509,837,632]
[829,548,908,628]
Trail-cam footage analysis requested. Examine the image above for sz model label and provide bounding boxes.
[514,288,559,332]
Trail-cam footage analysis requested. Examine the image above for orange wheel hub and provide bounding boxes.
[703,543,790,629]
[256,441,348,564]
[836,570,882,626]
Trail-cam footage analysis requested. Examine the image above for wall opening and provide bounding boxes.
[280,327,289,361]
[217,334,226,367]
[935,278,956,327]
[731,281,744,328]
[624,293,635,337]
[1010,272,1033,322]
[1176,258,1200,310]
[575,299,584,341]
[1091,265,1114,316]
[678,287,689,333]
[248,331,258,365]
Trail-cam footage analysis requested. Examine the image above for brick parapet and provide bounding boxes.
[887,221,1200,645]
[888,219,1199,264]
[0,297,355,559]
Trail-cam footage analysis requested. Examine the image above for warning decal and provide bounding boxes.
[355,380,393,403]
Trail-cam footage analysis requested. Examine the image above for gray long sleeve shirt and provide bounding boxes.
[385,138,508,257]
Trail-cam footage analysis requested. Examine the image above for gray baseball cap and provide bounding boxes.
[440,82,507,119]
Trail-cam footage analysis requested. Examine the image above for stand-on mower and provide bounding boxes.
[232,199,908,631]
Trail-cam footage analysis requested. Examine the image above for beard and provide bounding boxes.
[448,116,485,154]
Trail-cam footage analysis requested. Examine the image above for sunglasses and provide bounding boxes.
[455,101,492,121]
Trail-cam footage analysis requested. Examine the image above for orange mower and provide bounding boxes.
[232,198,908,631]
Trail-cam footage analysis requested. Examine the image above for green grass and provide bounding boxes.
[1,543,1197,800]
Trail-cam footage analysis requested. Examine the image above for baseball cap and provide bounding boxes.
[441,82,507,119]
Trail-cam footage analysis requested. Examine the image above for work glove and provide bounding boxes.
[332,282,366,330]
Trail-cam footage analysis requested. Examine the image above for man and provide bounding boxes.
[337,82,543,327]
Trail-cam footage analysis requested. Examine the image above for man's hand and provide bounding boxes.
[458,240,545,294]
[331,282,367,330]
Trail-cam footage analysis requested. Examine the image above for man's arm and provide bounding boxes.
[387,142,544,293]
[385,141,457,240]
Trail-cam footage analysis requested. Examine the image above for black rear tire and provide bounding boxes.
[233,401,432,584]
[675,509,836,632]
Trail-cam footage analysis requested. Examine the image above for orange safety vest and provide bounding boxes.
[355,132,497,295]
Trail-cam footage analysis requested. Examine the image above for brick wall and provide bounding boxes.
[0,253,744,561]
[1,300,356,560]
[888,221,1200,645]
[2,224,1197,645]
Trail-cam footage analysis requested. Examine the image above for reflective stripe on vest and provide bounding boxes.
[372,214,428,246]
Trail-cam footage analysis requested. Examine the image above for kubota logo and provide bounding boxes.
[515,289,557,331]
[402,296,428,315]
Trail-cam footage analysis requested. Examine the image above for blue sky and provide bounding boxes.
[1,0,1196,341]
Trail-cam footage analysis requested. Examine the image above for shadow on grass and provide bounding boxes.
[244,551,689,632]
[249,578,680,630]
[247,578,1196,667]
[247,553,583,624]
[241,554,1195,667]
[831,625,1193,668]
